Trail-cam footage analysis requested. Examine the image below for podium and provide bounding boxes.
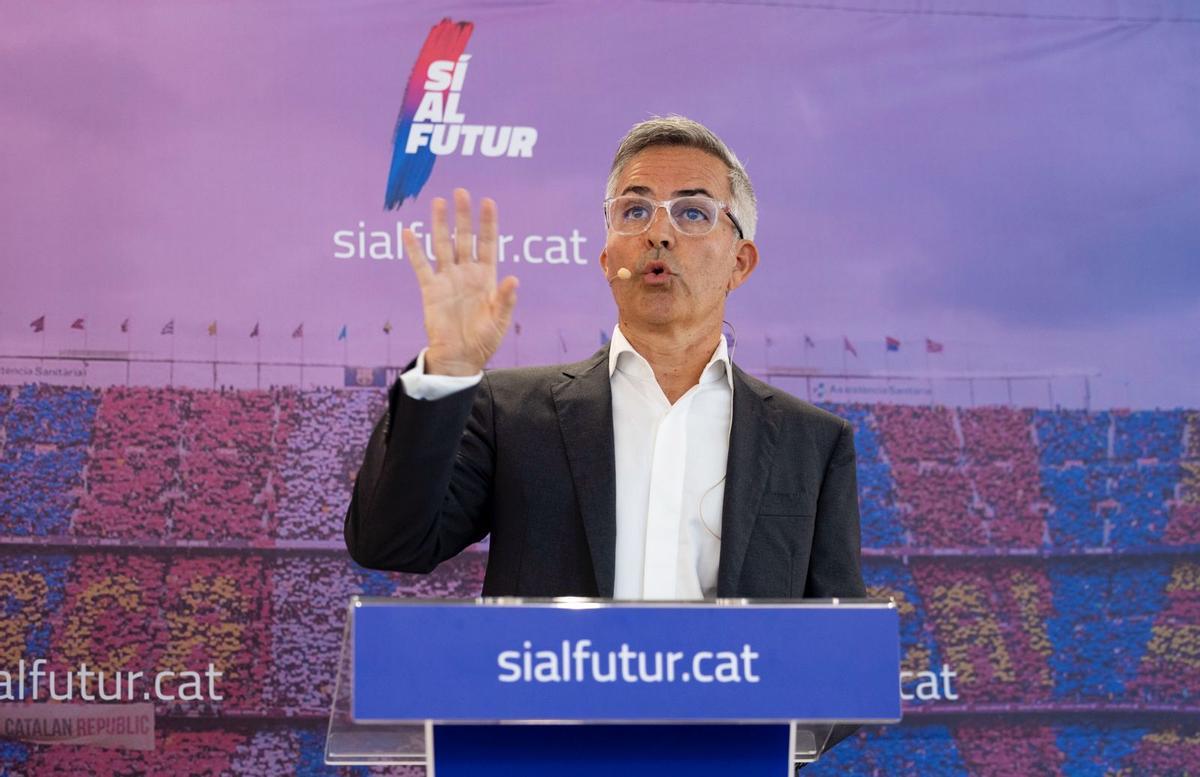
[325,597,900,775]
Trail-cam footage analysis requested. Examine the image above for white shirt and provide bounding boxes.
[607,326,732,600]
[400,326,734,600]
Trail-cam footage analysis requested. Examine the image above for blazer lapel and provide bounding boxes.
[717,365,779,597]
[552,348,617,596]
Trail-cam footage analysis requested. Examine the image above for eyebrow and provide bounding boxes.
[619,185,716,199]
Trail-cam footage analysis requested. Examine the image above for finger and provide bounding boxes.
[430,197,454,265]
[494,276,519,329]
[402,228,435,284]
[478,197,498,265]
[453,188,474,262]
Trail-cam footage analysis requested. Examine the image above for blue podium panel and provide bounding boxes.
[352,599,900,724]
[433,723,791,777]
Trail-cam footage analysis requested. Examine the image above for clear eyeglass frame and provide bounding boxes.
[603,195,745,240]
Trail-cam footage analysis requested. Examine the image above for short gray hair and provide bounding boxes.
[606,115,757,240]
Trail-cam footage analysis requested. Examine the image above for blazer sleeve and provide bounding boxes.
[343,372,495,573]
[806,418,867,598]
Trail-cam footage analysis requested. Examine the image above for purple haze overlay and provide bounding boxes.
[2,0,1197,408]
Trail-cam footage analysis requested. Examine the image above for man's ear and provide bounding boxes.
[599,247,609,277]
[728,240,759,292]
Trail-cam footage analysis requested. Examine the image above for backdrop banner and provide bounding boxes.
[2,0,1197,773]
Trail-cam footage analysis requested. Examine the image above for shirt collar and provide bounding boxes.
[607,325,733,391]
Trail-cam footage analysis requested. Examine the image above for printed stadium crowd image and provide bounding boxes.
[1,383,1198,775]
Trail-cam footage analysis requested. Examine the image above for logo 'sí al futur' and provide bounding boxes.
[384,18,538,209]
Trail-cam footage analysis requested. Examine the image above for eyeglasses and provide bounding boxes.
[603,195,745,240]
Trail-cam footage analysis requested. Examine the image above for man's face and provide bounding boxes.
[600,146,758,331]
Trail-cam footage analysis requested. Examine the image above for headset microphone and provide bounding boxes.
[607,267,632,283]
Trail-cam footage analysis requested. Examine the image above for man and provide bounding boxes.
[345,116,865,603]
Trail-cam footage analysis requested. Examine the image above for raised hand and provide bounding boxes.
[403,188,519,376]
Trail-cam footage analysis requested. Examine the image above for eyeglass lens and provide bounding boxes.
[608,196,721,236]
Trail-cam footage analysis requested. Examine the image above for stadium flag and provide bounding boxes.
[765,334,774,347]
[886,336,900,352]
[30,315,45,332]
[250,322,260,338]
[600,329,610,346]
[804,334,815,348]
[515,321,522,335]
[558,329,568,354]
[161,319,174,335]
[207,321,218,336]
[337,324,349,366]
[843,336,858,357]
[120,317,132,379]
[383,321,393,334]
[71,318,85,330]
[293,322,306,383]
[926,337,944,353]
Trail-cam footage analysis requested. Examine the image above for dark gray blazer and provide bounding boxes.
[345,346,866,601]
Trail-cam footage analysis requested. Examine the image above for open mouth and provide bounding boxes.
[643,260,669,276]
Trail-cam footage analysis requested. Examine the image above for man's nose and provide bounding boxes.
[643,206,674,250]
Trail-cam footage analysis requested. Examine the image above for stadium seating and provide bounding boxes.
[266,556,398,715]
[74,387,184,538]
[817,403,906,547]
[953,722,1065,774]
[1,383,1195,775]
[863,560,944,680]
[891,463,985,547]
[48,552,168,688]
[1035,410,1111,466]
[1112,410,1185,462]
[173,389,295,540]
[912,561,1056,704]
[267,552,486,715]
[276,389,387,541]
[0,553,70,662]
[1045,559,1170,701]
[1119,726,1200,775]
[959,407,1035,465]
[161,555,270,713]
[3,385,99,447]
[1056,723,1148,777]
[875,405,960,465]
[1106,463,1178,547]
[1039,466,1108,548]
[1129,560,1200,704]
[0,386,97,536]
[804,723,970,776]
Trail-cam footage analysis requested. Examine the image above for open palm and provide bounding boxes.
[403,189,519,376]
